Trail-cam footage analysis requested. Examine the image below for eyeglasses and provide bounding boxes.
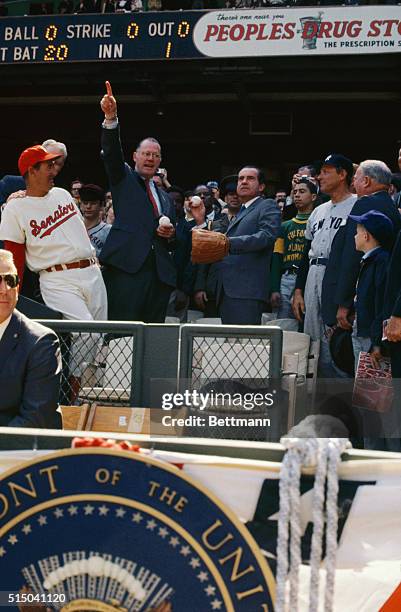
[0,273,19,289]
[138,151,161,160]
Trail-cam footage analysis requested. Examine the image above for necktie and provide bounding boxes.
[145,179,160,217]
[236,204,246,219]
[229,205,245,226]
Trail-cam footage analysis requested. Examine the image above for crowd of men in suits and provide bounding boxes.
[0,79,401,436]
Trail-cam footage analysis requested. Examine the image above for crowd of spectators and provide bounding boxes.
[0,82,401,445]
[0,0,398,18]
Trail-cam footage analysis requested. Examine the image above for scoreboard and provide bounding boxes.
[0,7,400,64]
[0,13,203,63]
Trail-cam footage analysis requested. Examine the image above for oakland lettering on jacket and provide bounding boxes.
[29,202,77,238]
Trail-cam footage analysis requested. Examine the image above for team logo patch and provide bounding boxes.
[0,449,275,611]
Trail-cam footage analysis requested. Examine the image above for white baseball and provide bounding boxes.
[159,215,171,227]
[191,196,202,207]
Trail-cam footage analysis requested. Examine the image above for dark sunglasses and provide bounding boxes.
[0,273,19,289]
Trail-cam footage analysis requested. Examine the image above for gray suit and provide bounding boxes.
[214,197,281,324]
[0,309,61,428]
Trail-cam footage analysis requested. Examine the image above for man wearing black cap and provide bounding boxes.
[80,184,111,258]
[328,159,401,333]
[293,153,356,376]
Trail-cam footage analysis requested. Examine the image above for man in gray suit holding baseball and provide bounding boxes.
[214,166,281,324]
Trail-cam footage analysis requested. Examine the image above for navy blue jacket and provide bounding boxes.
[99,125,176,288]
[213,197,281,302]
[0,175,25,205]
[354,247,389,346]
[384,230,401,319]
[0,309,61,428]
[322,190,401,326]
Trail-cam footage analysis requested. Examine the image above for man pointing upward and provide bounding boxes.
[99,81,177,322]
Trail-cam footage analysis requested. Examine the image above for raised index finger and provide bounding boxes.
[105,80,113,97]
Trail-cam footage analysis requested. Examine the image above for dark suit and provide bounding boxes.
[322,190,401,326]
[213,198,281,324]
[0,309,61,428]
[193,214,232,317]
[384,230,401,378]
[99,124,176,322]
[354,247,389,346]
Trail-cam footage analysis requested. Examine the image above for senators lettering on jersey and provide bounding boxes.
[30,202,77,238]
[0,188,95,273]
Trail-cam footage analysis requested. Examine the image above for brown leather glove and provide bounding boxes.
[191,229,230,264]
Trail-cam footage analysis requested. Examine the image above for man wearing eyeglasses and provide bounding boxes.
[0,249,61,428]
[99,81,177,322]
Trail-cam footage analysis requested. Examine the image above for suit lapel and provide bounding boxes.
[227,197,261,234]
[0,311,21,369]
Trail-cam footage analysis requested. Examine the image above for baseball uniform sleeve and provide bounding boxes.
[4,240,25,283]
[304,211,315,242]
[0,200,26,243]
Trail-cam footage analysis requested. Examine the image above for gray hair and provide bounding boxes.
[359,159,391,186]
[0,249,17,272]
[42,139,68,159]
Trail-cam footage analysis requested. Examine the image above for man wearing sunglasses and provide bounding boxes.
[0,249,61,428]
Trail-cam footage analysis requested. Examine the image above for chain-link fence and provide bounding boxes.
[37,321,144,407]
[177,325,284,441]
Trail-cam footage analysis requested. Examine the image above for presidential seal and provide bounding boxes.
[0,448,275,611]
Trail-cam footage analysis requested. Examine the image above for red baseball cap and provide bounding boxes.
[18,145,61,176]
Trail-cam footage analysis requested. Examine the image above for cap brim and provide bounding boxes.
[348,215,363,223]
[43,152,62,162]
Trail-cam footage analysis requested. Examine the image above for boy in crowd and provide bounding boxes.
[349,210,393,367]
[80,184,111,258]
[270,177,317,319]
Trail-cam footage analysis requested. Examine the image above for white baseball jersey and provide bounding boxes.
[0,187,95,272]
[305,194,357,260]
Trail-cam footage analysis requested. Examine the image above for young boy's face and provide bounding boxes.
[354,223,369,252]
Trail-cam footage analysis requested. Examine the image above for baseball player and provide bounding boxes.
[0,145,108,393]
[293,154,357,376]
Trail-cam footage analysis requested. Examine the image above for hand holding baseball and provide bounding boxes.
[157,215,174,239]
[189,196,206,226]
[159,215,172,227]
[101,80,117,120]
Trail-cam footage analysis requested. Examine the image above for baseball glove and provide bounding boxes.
[191,229,230,264]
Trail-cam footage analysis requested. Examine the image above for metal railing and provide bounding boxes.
[178,324,284,441]
[37,320,145,407]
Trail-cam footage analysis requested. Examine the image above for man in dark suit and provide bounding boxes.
[213,166,281,324]
[193,181,241,317]
[99,81,176,322]
[0,249,61,428]
[322,159,401,330]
